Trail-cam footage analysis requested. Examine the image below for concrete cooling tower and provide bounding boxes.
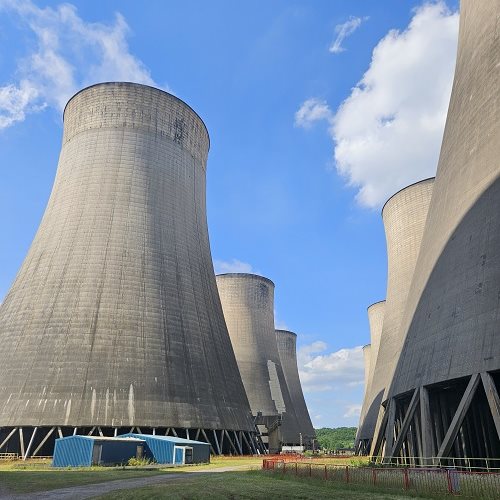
[0,82,258,458]
[355,300,385,454]
[275,329,315,446]
[362,179,434,457]
[362,344,372,397]
[374,0,500,466]
[216,274,301,452]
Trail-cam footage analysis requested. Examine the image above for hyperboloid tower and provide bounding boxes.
[216,273,301,452]
[275,329,315,447]
[373,0,500,466]
[0,82,257,458]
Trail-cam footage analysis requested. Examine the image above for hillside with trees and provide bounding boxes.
[315,427,357,451]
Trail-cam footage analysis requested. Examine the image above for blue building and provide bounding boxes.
[53,436,145,467]
[120,433,210,464]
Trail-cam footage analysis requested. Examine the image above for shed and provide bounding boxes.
[53,436,145,467]
[119,433,210,464]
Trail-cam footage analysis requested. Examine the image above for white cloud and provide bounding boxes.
[0,0,157,129]
[298,341,364,393]
[294,98,333,129]
[297,1,459,209]
[213,259,255,275]
[343,404,362,419]
[329,16,368,54]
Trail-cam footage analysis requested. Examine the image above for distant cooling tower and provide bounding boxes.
[216,274,301,451]
[0,83,258,458]
[355,300,385,454]
[362,179,434,456]
[374,0,500,465]
[275,329,315,446]
[362,344,372,397]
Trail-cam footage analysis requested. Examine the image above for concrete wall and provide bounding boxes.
[388,0,500,398]
[275,329,315,444]
[216,273,301,444]
[0,82,254,432]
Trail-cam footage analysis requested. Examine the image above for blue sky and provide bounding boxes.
[0,0,459,428]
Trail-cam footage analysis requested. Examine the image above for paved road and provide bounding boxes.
[0,466,252,500]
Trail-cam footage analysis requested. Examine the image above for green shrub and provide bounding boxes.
[127,457,152,467]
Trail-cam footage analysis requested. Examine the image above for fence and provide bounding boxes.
[262,459,500,498]
[0,453,18,461]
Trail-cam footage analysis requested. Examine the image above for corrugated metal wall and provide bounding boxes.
[53,436,93,467]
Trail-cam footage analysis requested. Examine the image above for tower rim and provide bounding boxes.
[62,81,210,150]
[381,177,435,217]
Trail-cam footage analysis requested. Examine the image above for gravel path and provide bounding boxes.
[0,466,251,500]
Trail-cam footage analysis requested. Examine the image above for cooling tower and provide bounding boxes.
[362,344,372,397]
[355,300,385,454]
[374,0,500,465]
[0,82,258,458]
[275,329,315,446]
[216,274,301,451]
[363,179,434,457]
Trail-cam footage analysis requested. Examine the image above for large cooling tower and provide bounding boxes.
[0,83,257,458]
[364,179,434,456]
[376,0,500,464]
[216,274,301,451]
[275,329,315,445]
[355,300,385,454]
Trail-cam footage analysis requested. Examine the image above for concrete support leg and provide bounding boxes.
[420,386,434,464]
[32,427,55,457]
[388,389,420,459]
[370,407,389,459]
[212,429,222,455]
[480,372,500,440]
[224,429,239,455]
[19,428,25,459]
[380,401,396,463]
[200,429,216,456]
[0,428,18,451]
[24,427,38,461]
[436,373,480,462]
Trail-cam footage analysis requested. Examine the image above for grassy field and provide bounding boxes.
[0,456,388,496]
[0,456,263,494]
[97,470,437,500]
[0,466,167,494]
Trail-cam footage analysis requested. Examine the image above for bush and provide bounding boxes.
[127,457,152,467]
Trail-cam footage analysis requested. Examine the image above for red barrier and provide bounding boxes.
[262,459,500,499]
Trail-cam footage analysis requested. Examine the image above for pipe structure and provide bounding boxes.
[355,301,385,454]
[377,0,500,464]
[0,83,256,457]
[275,329,315,447]
[216,273,301,450]
[365,179,434,456]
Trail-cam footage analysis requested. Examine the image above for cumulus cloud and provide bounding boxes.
[329,16,368,54]
[294,98,333,129]
[297,1,459,208]
[0,0,157,129]
[213,259,255,275]
[298,341,364,393]
[343,404,362,418]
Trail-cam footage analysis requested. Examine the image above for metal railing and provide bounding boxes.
[0,453,19,461]
[370,455,500,472]
[262,459,500,498]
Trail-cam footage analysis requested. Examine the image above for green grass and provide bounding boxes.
[0,467,168,494]
[97,471,438,500]
[0,456,260,494]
